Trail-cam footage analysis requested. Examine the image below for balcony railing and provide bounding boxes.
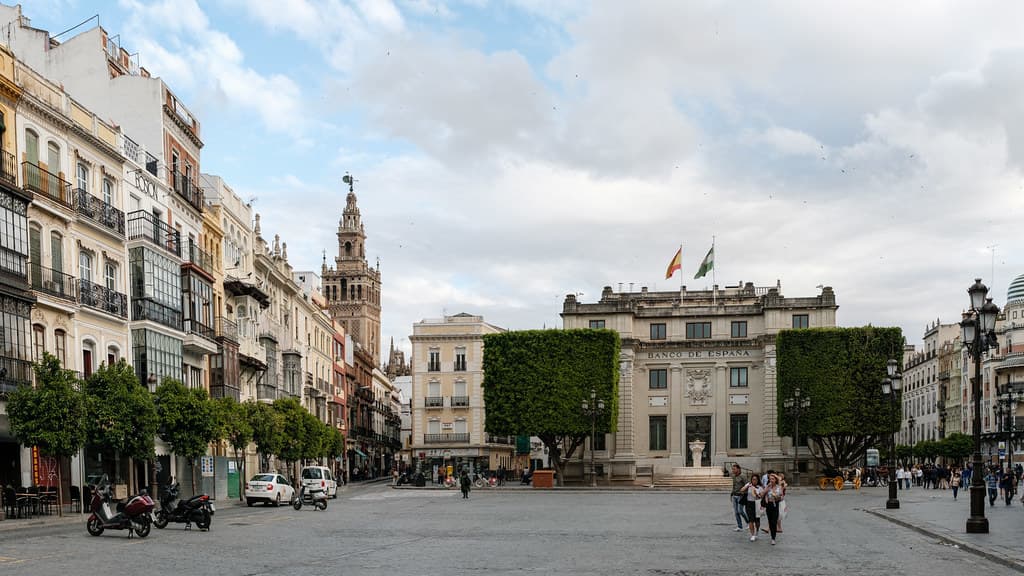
[0,149,16,187]
[425,396,443,408]
[188,240,215,277]
[215,316,238,342]
[132,297,183,330]
[29,264,77,301]
[171,170,204,212]
[127,211,181,257]
[22,162,73,209]
[486,434,515,445]
[184,318,216,341]
[257,384,277,401]
[454,359,466,372]
[427,362,441,372]
[76,189,125,236]
[450,395,469,407]
[424,433,470,444]
[79,279,128,319]
[0,355,33,394]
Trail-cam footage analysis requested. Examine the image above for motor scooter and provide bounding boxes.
[86,477,155,538]
[153,480,214,531]
[292,484,328,511]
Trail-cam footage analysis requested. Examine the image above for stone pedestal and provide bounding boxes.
[688,440,706,467]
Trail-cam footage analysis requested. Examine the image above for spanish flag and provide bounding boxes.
[665,246,682,279]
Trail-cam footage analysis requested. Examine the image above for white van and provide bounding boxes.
[300,466,338,499]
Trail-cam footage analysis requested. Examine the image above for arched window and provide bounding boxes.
[54,328,66,367]
[102,178,113,206]
[25,129,39,164]
[345,241,352,256]
[32,324,45,362]
[79,251,92,283]
[82,339,96,378]
[50,231,63,273]
[77,163,89,192]
[47,142,60,173]
[107,345,119,366]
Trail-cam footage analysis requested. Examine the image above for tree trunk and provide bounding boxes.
[191,457,198,495]
[57,464,63,517]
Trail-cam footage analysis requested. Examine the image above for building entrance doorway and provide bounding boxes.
[685,415,712,467]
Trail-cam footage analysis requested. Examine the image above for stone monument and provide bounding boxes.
[688,440,706,468]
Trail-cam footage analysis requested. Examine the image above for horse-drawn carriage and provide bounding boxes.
[817,467,862,490]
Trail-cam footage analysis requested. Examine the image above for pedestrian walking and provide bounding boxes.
[776,473,788,533]
[1000,471,1014,506]
[762,474,784,545]
[460,470,472,499]
[950,468,961,500]
[985,469,999,506]
[729,464,747,532]
[741,473,763,542]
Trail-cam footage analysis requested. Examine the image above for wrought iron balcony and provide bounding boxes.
[187,240,215,277]
[184,318,216,341]
[215,316,238,342]
[127,211,181,257]
[0,355,33,394]
[76,189,125,236]
[425,396,443,408]
[29,264,77,301]
[22,162,73,209]
[450,395,469,407]
[79,279,128,319]
[171,170,204,212]
[486,434,515,445]
[132,297,183,330]
[0,149,16,187]
[424,433,470,444]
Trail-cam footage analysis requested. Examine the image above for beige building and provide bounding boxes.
[901,321,959,445]
[409,313,514,474]
[561,282,838,481]
[991,274,1024,464]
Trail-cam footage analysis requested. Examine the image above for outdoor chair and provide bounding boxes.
[69,485,81,513]
[82,485,92,513]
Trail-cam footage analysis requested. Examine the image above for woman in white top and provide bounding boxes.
[741,474,764,541]
[762,474,785,545]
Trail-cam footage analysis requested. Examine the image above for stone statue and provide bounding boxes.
[688,440,706,467]
[685,369,712,405]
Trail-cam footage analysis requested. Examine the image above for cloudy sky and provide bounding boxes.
[27,1,1024,358]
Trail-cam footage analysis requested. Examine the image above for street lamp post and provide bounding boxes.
[883,358,903,509]
[783,388,811,486]
[998,382,1022,474]
[960,278,1000,534]
[908,415,916,458]
[581,388,605,488]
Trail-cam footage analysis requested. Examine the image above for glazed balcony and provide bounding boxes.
[424,433,470,444]
[171,170,204,212]
[22,161,73,209]
[76,189,125,236]
[0,355,33,394]
[0,149,16,187]
[132,297,183,331]
[127,211,181,258]
[29,264,77,302]
[187,240,215,278]
[79,279,128,319]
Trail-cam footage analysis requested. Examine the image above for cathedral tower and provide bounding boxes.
[322,174,382,361]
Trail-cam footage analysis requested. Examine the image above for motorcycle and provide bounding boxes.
[292,484,328,511]
[153,480,214,531]
[86,477,155,538]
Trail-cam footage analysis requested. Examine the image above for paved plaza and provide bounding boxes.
[0,483,1020,575]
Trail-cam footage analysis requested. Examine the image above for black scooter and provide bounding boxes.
[153,481,214,531]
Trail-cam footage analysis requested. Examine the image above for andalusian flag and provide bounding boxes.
[694,246,714,279]
[665,246,682,279]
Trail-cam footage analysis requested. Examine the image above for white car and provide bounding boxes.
[245,473,294,507]
[300,466,338,499]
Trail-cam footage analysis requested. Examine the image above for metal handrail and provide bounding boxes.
[29,263,77,301]
[425,396,444,408]
[79,279,128,319]
[22,161,73,208]
[132,297,183,330]
[424,433,470,444]
[76,189,125,236]
[171,170,204,212]
[127,211,181,257]
[0,150,16,186]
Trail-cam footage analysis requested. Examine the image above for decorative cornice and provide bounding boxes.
[163,104,204,149]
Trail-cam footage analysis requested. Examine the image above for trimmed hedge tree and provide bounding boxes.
[482,329,619,486]
[777,326,903,470]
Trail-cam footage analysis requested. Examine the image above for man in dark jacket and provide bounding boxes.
[730,464,747,531]
[460,471,472,499]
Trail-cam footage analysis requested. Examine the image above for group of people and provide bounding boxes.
[729,464,788,546]
[893,463,956,489]
[983,464,1021,507]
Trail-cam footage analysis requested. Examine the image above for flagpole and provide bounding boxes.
[679,244,683,290]
[711,236,716,307]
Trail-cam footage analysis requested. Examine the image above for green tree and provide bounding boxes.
[247,401,283,469]
[325,427,345,463]
[82,360,158,484]
[482,329,620,486]
[777,326,904,470]
[940,433,973,464]
[6,353,87,515]
[214,397,253,500]
[895,444,913,465]
[154,379,217,493]
[915,440,940,463]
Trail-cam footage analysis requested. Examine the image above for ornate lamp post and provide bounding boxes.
[997,382,1022,474]
[581,388,605,488]
[908,415,916,457]
[960,278,1000,534]
[883,358,903,509]
[783,388,811,486]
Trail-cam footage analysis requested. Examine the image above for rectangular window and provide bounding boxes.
[589,320,605,329]
[0,191,29,278]
[649,368,668,389]
[731,321,747,338]
[593,433,606,451]
[730,414,748,449]
[650,323,666,340]
[54,329,66,367]
[428,349,440,372]
[427,420,441,434]
[792,314,809,329]
[649,416,667,451]
[454,347,466,372]
[428,381,440,397]
[686,322,712,339]
[730,367,748,388]
[33,324,44,362]
[105,262,117,291]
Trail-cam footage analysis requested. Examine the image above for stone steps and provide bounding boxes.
[652,475,733,489]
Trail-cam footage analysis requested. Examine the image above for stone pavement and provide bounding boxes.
[863,485,1024,572]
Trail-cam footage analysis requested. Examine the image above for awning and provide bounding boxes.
[353,449,368,458]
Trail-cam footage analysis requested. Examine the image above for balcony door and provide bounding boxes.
[684,415,712,467]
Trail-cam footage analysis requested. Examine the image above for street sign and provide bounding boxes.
[201,455,215,477]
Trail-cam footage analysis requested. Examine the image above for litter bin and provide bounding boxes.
[414,472,426,487]
[532,469,555,489]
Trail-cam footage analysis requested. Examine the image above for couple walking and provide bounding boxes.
[730,464,786,545]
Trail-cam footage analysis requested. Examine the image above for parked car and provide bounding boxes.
[245,473,294,507]
[300,466,338,499]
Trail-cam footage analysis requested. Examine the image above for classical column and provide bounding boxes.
[714,364,729,462]
[670,365,684,462]
[761,344,783,455]
[615,350,636,459]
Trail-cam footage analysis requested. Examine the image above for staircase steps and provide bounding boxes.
[651,475,733,490]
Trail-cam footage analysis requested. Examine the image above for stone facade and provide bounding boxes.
[561,282,838,480]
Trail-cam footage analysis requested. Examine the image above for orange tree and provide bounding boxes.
[482,329,619,486]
